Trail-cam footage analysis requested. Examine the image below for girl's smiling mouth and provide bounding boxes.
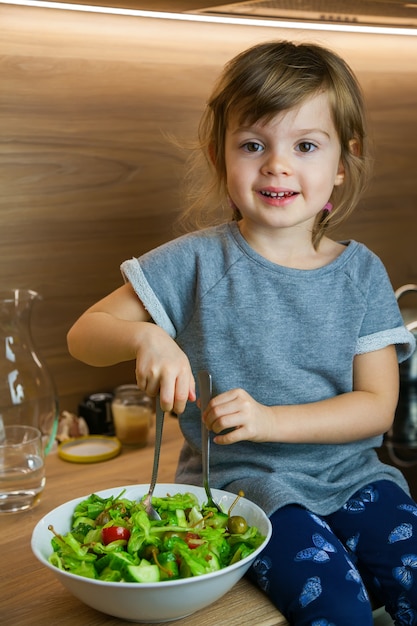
[260,190,297,198]
[258,189,299,204]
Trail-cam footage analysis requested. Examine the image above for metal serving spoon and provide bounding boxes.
[143,398,164,520]
[198,370,223,512]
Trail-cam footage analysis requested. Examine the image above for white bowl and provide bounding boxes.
[31,483,272,623]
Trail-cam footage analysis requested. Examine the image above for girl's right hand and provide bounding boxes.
[67,283,196,415]
[134,323,196,415]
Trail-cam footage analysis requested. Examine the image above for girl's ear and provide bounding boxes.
[334,159,345,186]
[334,138,360,186]
[349,138,360,156]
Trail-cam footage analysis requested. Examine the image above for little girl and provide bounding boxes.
[68,41,417,624]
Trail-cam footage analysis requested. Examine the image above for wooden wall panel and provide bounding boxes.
[1,5,416,413]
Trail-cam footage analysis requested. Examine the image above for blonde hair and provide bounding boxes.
[179,40,371,248]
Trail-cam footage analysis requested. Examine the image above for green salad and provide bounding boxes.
[48,490,266,583]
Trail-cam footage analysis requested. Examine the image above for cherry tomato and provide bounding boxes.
[101,526,131,545]
[185,532,202,549]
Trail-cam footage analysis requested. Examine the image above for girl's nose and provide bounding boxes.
[261,150,292,176]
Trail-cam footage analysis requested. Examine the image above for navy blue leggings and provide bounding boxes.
[247,481,417,625]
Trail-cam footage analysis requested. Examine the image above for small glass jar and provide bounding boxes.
[111,385,153,447]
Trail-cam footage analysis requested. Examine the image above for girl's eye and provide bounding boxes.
[297,142,316,153]
[242,141,263,153]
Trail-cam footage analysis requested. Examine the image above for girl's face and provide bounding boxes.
[224,91,345,242]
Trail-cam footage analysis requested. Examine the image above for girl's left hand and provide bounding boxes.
[202,388,273,445]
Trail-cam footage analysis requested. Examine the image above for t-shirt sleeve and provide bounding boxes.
[120,236,200,339]
[120,256,178,337]
[354,250,415,362]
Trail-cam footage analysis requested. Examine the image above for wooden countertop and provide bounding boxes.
[1,415,287,626]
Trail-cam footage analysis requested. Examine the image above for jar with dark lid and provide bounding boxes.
[111,385,153,446]
[79,392,114,435]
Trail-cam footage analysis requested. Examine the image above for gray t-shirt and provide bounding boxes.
[121,222,415,516]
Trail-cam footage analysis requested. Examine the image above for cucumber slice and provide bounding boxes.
[126,562,160,583]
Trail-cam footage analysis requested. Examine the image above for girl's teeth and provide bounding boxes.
[261,191,292,198]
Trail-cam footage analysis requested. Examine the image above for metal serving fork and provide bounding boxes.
[198,370,223,512]
[143,397,164,520]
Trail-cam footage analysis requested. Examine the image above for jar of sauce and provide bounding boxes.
[111,385,153,446]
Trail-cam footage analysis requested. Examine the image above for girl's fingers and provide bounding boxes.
[158,372,195,415]
[213,427,242,446]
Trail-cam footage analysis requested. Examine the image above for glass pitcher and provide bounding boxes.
[0,289,59,454]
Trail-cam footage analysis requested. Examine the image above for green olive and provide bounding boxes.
[141,545,159,560]
[227,515,248,534]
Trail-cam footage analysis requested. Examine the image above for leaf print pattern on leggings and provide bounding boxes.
[394,593,417,624]
[250,484,417,624]
[295,534,337,563]
[342,484,379,513]
[392,555,417,590]
[345,555,369,602]
[342,486,417,619]
[299,576,322,607]
[388,507,417,592]
[251,555,272,592]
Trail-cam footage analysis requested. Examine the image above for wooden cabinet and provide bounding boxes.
[1,4,416,412]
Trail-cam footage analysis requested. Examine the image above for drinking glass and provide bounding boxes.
[0,425,45,513]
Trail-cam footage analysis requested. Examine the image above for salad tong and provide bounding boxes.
[198,370,223,512]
